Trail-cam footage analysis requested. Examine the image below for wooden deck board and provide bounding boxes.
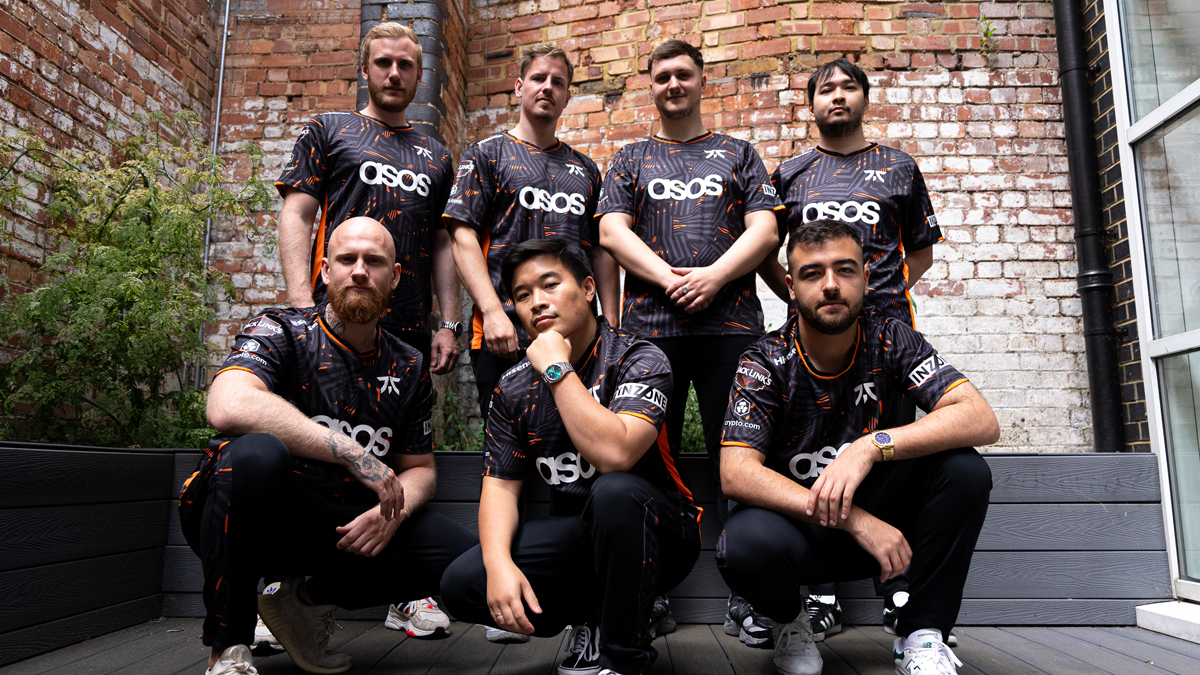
[662,624,732,675]
[488,633,565,675]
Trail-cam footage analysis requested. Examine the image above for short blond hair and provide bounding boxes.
[361,22,423,71]
[518,42,572,85]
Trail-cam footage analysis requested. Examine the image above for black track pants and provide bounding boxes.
[716,448,991,638]
[471,348,524,417]
[178,433,478,651]
[441,472,701,675]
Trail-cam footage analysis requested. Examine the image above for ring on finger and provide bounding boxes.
[680,285,689,295]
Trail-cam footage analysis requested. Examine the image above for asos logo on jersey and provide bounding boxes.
[535,451,596,485]
[789,442,851,481]
[358,161,432,196]
[518,187,587,215]
[647,174,724,201]
[802,200,881,225]
[311,415,392,456]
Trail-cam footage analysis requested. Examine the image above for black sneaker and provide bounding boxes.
[807,594,842,642]
[558,624,600,675]
[648,595,676,638]
[723,593,772,648]
[882,591,908,635]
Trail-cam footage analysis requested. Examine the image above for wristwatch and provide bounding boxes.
[440,321,464,337]
[542,362,575,385]
[870,430,895,461]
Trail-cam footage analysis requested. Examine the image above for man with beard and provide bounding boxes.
[716,218,997,675]
[277,22,461,376]
[758,57,945,646]
[445,42,618,423]
[440,239,700,675]
[180,218,477,675]
[596,38,782,646]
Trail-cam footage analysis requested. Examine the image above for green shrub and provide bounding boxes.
[0,112,274,448]
[681,384,705,453]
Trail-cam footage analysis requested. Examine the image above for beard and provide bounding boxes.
[797,294,862,335]
[523,96,558,123]
[815,100,865,139]
[660,96,698,120]
[367,76,415,113]
[328,278,390,325]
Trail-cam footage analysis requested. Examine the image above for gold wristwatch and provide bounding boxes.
[870,430,895,461]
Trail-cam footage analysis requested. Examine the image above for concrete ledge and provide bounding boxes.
[1136,601,1200,644]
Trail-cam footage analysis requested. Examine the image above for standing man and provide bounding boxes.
[181,218,477,675]
[596,38,781,646]
[277,22,462,375]
[445,42,619,418]
[441,239,701,675]
[275,22,463,639]
[762,57,944,642]
[718,218,997,675]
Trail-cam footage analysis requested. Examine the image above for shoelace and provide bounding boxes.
[565,625,600,662]
[315,610,337,652]
[405,597,437,613]
[905,641,963,674]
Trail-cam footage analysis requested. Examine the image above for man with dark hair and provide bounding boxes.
[180,218,477,675]
[597,37,782,647]
[441,239,701,675]
[759,55,944,642]
[446,42,619,426]
[718,218,997,675]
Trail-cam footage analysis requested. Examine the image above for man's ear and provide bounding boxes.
[785,273,796,303]
[392,262,402,290]
[514,76,524,98]
[320,258,331,286]
[582,275,596,302]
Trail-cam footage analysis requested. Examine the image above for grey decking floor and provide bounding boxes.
[5,619,1200,675]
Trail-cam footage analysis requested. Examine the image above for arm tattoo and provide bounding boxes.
[324,304,346,336]
[325,430,390,483]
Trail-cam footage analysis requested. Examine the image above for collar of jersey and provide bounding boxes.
[503,129,561,152]
[796,320,862,380]
[354,111,414,132]
[572,320,605,372]
[317,312,381,359]
[652,131,714,145]
[815,142,878,158]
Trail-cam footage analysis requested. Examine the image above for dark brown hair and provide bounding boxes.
[806,57,870,104]
[518,42,573,85]
[647,39,703,75]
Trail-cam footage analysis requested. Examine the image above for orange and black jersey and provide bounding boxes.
[596,132,783,339]
[442,131,601,353]
[722,313,968,489]
[276,112,454,336]
[772,144,941,325]
[483,318,693,516]
[207,304,433,501]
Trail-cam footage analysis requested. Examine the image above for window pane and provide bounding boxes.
[1159,352,1200,582]
[1138,104,1200,337]
[1123,0,1200,120]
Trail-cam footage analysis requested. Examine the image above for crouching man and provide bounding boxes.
[441,239,701,675]
[716,219,999,675]
[179,217,477,675]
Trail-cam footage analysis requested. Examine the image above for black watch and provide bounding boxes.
[440,321,464,337]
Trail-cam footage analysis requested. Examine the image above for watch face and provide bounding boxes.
[545,364,564,381]
[874,431,893,445]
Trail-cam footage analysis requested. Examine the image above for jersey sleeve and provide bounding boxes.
[584,161,602,245]
[275,118,327,200]
[771,164,789,242]
[442,143,493,232]
[738,143,784,214]
[901,162,942,251]
[395,366,434,455]
[595,146,638,217]
[883,320,968,412]
[482,385,531,481]
[214,313,295,391]
[721,347,783,454]
[431,152,455,231]
[610,343,673,428]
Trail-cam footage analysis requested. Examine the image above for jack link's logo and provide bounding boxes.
[854,382,877,406]
[377,376,403,395]
[613,382,669,409]
[647,174,725,201]
[311,416,392,456]
[566,164,586,176]
[789,442,851,481]
[803,200,881,225]
[414,145,433,160]
[704,149,728,159]
[863,169,887,183]
[908,354,948,388]
[536,451,596,485]
[359,161,432,196]
[519,186,587,215]
[456,161,474,178]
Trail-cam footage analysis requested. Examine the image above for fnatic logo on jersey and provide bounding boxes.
[414,145,433,160]
[790,442,851,481]
[567,164,586,176]
[377,376,403,395]
[735,363,772,391]
[613,382,669,409]
[863,169,887,183]
[647,174,725,201]
[536,451,597,485]
[518,186,587,215]
[908,354,948,388]
[855,382,878,405]
[802,200,881,225]
[704,149,728,159]
[359,161,432,196]
[311,415,393,456]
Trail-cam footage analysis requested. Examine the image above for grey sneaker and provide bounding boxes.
[724,593,772,647]
[485,626,531,643]
[257,578,352,674]
[772,615,822,675]
[649,595,676,638]
[385,597,449,638]
[205,644,258,675]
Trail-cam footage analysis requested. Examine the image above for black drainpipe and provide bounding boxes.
[1052,0,1124,452]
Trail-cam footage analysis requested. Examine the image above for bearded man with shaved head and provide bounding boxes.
[180,218,477,675]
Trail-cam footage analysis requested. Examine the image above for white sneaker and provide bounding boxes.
[772,617,822,675]
[485,625,531,643]
[252,583,283,652]
[205,644,258,675]
[894,629,963,675]
[385,597,450,637]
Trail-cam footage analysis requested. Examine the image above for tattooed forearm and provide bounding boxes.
[325,430,390,483]
[324,304,346,335]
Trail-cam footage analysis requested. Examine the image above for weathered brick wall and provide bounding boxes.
[466,0,1090,452]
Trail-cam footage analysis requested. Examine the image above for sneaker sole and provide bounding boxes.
[257,595,352,675]
[813,623,841,642]
[739,626,773,648]
[723,618,739,637]
[385,616,448,638]
[486,633,531,644]
[557,665,601,675]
